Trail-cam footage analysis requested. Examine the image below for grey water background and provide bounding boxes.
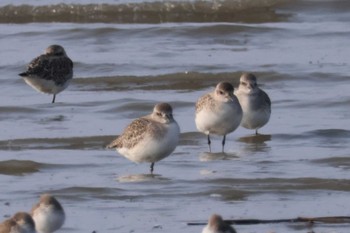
[0,0,350,232]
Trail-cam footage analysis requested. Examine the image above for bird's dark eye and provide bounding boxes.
[156,112,162,116]
[241,82,247,86]
[219,91,224,95]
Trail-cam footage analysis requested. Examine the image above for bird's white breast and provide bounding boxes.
[235,92,270,129]
[195,101,242,136]
[23,77,70,95]
[117,122,180,163]
[32,205,65,233]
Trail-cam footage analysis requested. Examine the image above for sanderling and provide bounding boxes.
[0,212,36,233]
[202,214,237,233]
[107,103,180,173]
[19,45,73,103]
[195,82,242,152]
[31,194,65,233]
[234,73,271,135]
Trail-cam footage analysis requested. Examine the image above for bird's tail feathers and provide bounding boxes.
[106,139,119,149]
[18,72,28,77]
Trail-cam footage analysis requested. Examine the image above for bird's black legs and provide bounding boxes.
[52,94,56,104]
[207,134,211,152]
[255,129,258,135]
[221,135,226,153]
[150,162,155,174]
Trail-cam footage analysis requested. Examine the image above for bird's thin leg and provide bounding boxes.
[150,163,155,174]
[255,129,258,135]
[207,134,211,152]
[52,94,56,104]
[222,135,226,153]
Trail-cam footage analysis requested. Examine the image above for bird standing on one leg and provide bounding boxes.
[19,45,73,103]
[107,103,180,174]
[234,73,271,135]
[195,82,242,153]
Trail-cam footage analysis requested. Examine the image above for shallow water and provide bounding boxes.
[0,0,350,233]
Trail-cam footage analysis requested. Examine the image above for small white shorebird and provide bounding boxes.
[234,73,271,135]
[195,82,242,152]
[31,194,65,233]
[107,103,180,173]
[202,214,237,233]
[19,45,73,103]
[0,212,36,233]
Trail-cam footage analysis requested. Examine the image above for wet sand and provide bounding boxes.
[0,0,350,232]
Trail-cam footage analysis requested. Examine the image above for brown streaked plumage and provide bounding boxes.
[107,118,166,150]
[195,94,215,114]
[0,212,35,233]
[107,103,180,173]
[19,45,73,103]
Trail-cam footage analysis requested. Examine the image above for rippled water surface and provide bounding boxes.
[0,0,350,232]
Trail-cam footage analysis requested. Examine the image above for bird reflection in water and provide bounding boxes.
[238,134,272,153]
